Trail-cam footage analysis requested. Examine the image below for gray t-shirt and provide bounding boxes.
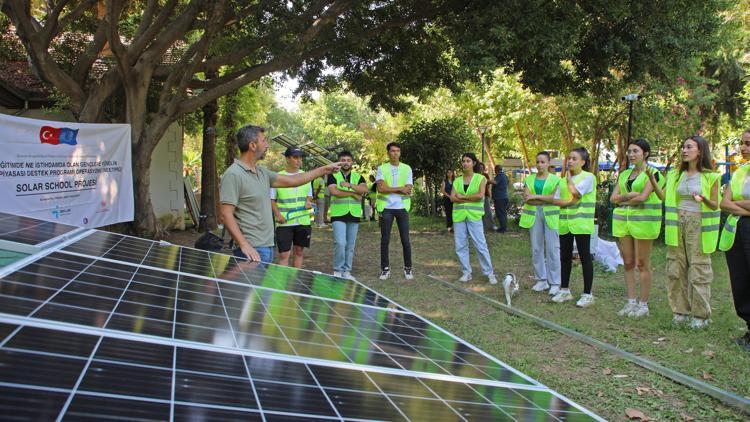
[220,159,278,247]
[676,173,702,212]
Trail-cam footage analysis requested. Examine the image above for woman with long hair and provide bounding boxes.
[440,169,455,233]
[520,151,562,295]
[551,147,597,307]
[451,153,497,284]
[610,139,664,318]
[720,129,750,349]
[660,135,720,328]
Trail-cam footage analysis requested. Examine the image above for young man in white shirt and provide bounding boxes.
[376,142,414,280]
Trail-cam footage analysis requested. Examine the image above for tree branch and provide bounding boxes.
[71,15,108,85]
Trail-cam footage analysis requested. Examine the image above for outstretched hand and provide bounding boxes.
[322,162,344,174]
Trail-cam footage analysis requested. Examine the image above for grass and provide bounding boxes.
[290,216,750,421]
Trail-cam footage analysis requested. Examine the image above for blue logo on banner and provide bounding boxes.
[58,128,78,145]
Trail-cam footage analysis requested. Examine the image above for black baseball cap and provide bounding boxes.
[284,146,305,157]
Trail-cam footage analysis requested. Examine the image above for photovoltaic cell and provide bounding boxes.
[0,251,533,385]
[0,324,596,421]
[0,212,602,421]
[0,211,78,246]
[62,231,403,310]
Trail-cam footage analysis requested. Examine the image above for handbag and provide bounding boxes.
[194,231,224,251]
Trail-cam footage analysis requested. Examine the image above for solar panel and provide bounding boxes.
[62,231,404,310]
[0,211,79,246]
[0,213,603,421]
[1,323,595,421]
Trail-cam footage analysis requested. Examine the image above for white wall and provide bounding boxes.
[149,122,185,230]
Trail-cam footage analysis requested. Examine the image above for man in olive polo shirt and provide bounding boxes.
[220,125,341,263]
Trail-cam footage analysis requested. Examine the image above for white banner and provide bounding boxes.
[0,113,133,228]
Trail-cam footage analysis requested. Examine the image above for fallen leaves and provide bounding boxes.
[625,407,649,420]
[603,368,612,375]
[680,413,695,422]
[682,347,694,353]
[702,371,713,380]
[702,350,715,359]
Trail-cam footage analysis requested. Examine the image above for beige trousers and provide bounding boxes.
[666,210,712,319]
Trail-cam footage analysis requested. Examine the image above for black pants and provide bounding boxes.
[725,217,750,330]
[560,233,594,294]
[380,208,412,270]
[494,198,508,232]
[443,197,453,228]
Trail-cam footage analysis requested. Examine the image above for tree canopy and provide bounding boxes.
[1,0,726,235]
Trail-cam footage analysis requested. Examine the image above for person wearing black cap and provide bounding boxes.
[220,126,341,264]
[271,146,314,268]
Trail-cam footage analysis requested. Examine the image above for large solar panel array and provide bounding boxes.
[0,213,603,421]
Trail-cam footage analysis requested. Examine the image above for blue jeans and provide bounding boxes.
[454,219,494,276]
[234,246,274,263]
[332,221,359,272]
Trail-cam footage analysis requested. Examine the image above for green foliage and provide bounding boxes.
[396,117,474,187]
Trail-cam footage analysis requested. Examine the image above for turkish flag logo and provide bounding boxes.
[40,126,61,144]
[39,126,78,145]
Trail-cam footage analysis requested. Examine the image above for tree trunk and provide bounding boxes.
[221,90,239,168]
[132,143,159,238]
[200,94,219,231]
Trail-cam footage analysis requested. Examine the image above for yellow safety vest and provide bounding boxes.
[559,171,596,235]
[274,170,312,226]
[452,173,485,222]
[719,164,750,251]
[330,171,363,218]
[519,174,561,230]
[376,163,411,212]
[612,168,663,240]
[664,169,721,254]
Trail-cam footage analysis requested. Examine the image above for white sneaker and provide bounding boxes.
[403,268,414,280]
[629,303,649,318]
[488,274,497,285]
[672,314,689,324]
[548,285,561,296]
[379,268,391,280]
[576,294,594,308]
[342,271,357,282]
[689,317,710,329]
[458,272,472,283]
[531,281,550,292]
[551,290,573,303]
[617,302,638,317]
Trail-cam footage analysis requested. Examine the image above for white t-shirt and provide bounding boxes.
[376,164,413,210]
[270,170,313,227]
[571,174,594,197]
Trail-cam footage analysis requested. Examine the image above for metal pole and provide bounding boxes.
[627,100,633,144]
[481,130,486,163]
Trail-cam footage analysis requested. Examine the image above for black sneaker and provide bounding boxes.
[378,268,391,280]
[735,331,750,353]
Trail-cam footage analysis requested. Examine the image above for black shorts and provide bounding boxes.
[276,225,312,252]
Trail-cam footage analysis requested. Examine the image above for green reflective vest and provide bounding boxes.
[376,162,411,212]
[330,171,363,218]
[559,171,596,235]
[274,170,312,226]
[612,168,664,240]
[312,177,326,199]
[519,173,561,230]
[452,173,485,222]
[719,164,750,251]
[664,169,721,254]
